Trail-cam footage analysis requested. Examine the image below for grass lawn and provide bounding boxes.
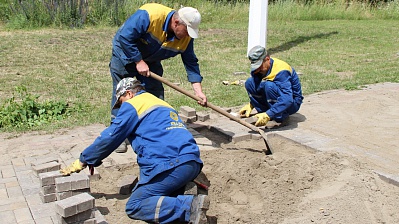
[0,18,398,132]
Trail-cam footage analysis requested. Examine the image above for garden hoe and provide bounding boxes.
[150,72,273,155]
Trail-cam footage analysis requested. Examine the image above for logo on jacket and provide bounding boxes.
[170,111,178,121]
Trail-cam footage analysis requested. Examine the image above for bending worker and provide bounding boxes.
[110,3,207,152]
[61,78,210,224]
[239,45,303,126]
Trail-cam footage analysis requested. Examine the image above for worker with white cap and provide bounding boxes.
[109,3,207,153]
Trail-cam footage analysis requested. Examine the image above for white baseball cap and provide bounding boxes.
[178,7,201,38]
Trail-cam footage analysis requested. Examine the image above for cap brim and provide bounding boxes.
[112,97,121,110]
[250,60,263,72]
[187,27,199,38]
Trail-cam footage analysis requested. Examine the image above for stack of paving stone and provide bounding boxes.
[179,106,210,123]
[38,170,64,203]
[55,173,91,201]
[54,193,96,224]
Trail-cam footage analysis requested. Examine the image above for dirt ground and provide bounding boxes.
[2,83,398,224]
[87,82,399,224]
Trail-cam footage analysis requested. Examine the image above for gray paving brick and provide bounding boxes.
[30,156,59,167]
[0,183,4,189]
[180,106,196,117]
[34,216,55,224]
[6,185,23,198]
[117,175,138,195]
[0,200,28,212]
[56,209,95,224]
[30,202,56,220]
[55,176,72,192]
[0,188,7,199]
[39,191,57,203]
[55,193,94,217]
[39,170,64,187]
[32,161,61,177]
[0,210,16,223]
[0,195,25,206]
[70,173,90,190]
[13,207,33,223]
[11,158,26,167]
[41,185,56,194]
[1,167,15,178]
[25,194,42,207]
[196,112,210,122]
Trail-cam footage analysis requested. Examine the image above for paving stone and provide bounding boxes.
[55,193,94,218]
[0,200,28,212]
[180,106,196,117]
[33,216,55,224]
[11,158,26,167]
[13,207,33,223]
[374,170,399,187]
[1,167,15,178]
[39,191,57,203]
[56,208,95,224]
[41,185,56,195]
[39,170,64,187]
[117,175,138,195]
[0,210,16,223]
[32,161,61,177]
[93,208,108,224]
[29,202,55,219]
[180,114,197,123]
[5,180,18,188]
[0,176,18,184]
[196,112,210,122]
[6,185,23,198]
[0,188,7,199]
[0,195,25,206]
[30,157,59,167]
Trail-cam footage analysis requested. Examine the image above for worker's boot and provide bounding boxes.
[189,194,210,224]
[115,139,129,153]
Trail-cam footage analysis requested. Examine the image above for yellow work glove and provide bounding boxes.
[60,159,85,176]
[239,103,254,118]
[254,113,270,127]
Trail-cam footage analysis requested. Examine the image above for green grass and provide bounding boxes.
[0,1,398,132]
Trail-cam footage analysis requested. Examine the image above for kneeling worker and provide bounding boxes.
[60,77,209,224]
[239,45,303,126]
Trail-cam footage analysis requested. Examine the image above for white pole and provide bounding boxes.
[247,0,268,55]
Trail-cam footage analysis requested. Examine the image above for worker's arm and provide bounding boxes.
[117,9,150,66]
[80,103,138,166]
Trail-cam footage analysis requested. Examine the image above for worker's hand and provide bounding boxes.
[254,113,270,126]
[192,82,207,106]
[239,103,254,118]
[136,60,150,77]
[60,159,86,176]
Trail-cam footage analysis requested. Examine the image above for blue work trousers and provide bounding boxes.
[110,56,165,120]
[245,77,300,122]
[126,160,201,223]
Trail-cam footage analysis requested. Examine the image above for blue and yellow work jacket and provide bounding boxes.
[252,57,303,118]
[80,91,203,185]
[112,3,202,83]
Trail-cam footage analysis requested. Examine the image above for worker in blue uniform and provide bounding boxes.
[60,78,210,224]
[239,45,304,126]
[110,3,207,152]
